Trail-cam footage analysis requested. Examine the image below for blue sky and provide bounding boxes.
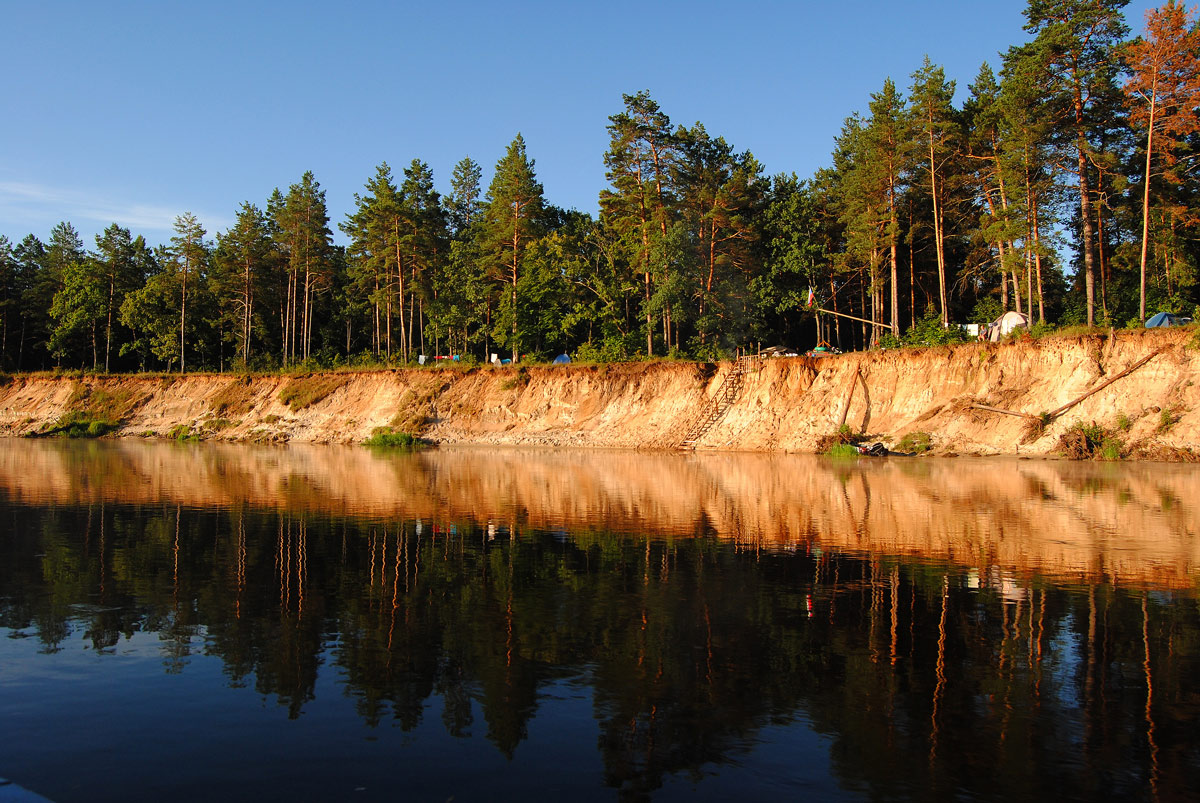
[0,0,1159,247]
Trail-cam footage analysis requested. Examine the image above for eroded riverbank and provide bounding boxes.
[0,328,1197,457]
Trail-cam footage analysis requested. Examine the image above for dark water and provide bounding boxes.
[1,441,1198,801]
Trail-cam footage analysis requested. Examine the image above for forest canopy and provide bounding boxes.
[2,0,1198,373]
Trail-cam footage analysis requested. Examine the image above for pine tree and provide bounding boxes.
[214,203,273,364]
[1124,0,1200,321]
[401,159,449,358]
[833,113,891,343]
[483,134,545,361]
[13,235,49,370]
[275,172,333,364]
[342,163,404,360]
[446,157,483,237]
[168,213,209,373]
[92,224,145,371]
[869,78,913,335]
[600,91,677,355]
[1024,0,1130,326]
[910,58,961,327]
[0,236,14,367]
[45,222,89,366]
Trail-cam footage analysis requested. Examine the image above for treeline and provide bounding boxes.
[1,0,1197,373]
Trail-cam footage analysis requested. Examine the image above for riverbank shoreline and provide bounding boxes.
[1,328,1197,459]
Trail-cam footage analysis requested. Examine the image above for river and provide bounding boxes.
[1,440,1197,801]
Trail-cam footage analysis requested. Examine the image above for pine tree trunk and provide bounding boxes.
[927,124,948,326]
[1074,86,1098,326]
[1139,93,1157,323]
[889,180,900,337]
[105,275,114,373]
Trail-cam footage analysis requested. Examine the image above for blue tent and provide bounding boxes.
[1145,312,1192,328]
[552,353,571,364]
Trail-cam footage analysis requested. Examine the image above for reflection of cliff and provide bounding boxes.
[0,440,1196,590]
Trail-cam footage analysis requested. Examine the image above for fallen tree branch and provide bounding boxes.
[836,367,861,429]
[968,403,1041,420]
[968,349,1163,425]
[1044,349,1162,419]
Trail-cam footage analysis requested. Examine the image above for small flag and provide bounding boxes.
[805,287,815,308]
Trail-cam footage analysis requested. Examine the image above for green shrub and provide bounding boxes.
[1116,412,1132,432]
[363,428,421,448]
[877,332,902,350]
[901,305,969,348]
[1158,407,1181,433]
[897,431,932,454]
[168,424,200,442]
[1057,421,1123,461]
[971,297,1003,325]
[827,443,860,458]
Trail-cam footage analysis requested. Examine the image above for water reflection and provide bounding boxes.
[0,441,1197,801]
[1,440,1197,588]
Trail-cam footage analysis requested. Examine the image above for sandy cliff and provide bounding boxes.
[0,328,1197,457]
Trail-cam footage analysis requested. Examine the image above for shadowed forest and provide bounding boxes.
[2,0,1198,372]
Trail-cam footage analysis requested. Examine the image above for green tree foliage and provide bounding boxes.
[482,134,545,361]
[120,215,208,372]
[672,123,768,355]
[600,91,677,355]
[12,235,50,370]
[400,159,449,358]
[275,172,334,365]
[9,5,1200,371]
[1123,0,1200,320]
[343,163,405,360]
[213,203,273,365]
[1023,0,1131,326]
[44,223,88,364]
[910,58,961,326]
[446,156,483,237]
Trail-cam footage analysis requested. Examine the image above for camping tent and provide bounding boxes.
[984,311,1029,342]
[552,353,571,364]
[1145,312,1193,328]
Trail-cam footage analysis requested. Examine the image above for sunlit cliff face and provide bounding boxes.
[1,440,1196,591]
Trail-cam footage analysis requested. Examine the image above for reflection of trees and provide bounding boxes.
[1,503,1198,798]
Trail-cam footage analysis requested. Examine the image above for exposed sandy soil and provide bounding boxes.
[0,328,1197,457]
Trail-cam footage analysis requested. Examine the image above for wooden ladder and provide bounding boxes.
[677,356,758,450]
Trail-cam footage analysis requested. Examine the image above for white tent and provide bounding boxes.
[984,311,1029,342]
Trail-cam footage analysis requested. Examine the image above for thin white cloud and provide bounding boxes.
[0,181,230,240]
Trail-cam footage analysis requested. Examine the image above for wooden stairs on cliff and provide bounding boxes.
[676,356,759,450]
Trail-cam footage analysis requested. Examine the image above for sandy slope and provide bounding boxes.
[0,328,1196,457]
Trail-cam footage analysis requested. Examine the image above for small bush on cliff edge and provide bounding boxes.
[896,431,932,454]
[817,424,865,454]
[1057,422,1123,461]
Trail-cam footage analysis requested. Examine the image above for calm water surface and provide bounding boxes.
[1,441,1198,801]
